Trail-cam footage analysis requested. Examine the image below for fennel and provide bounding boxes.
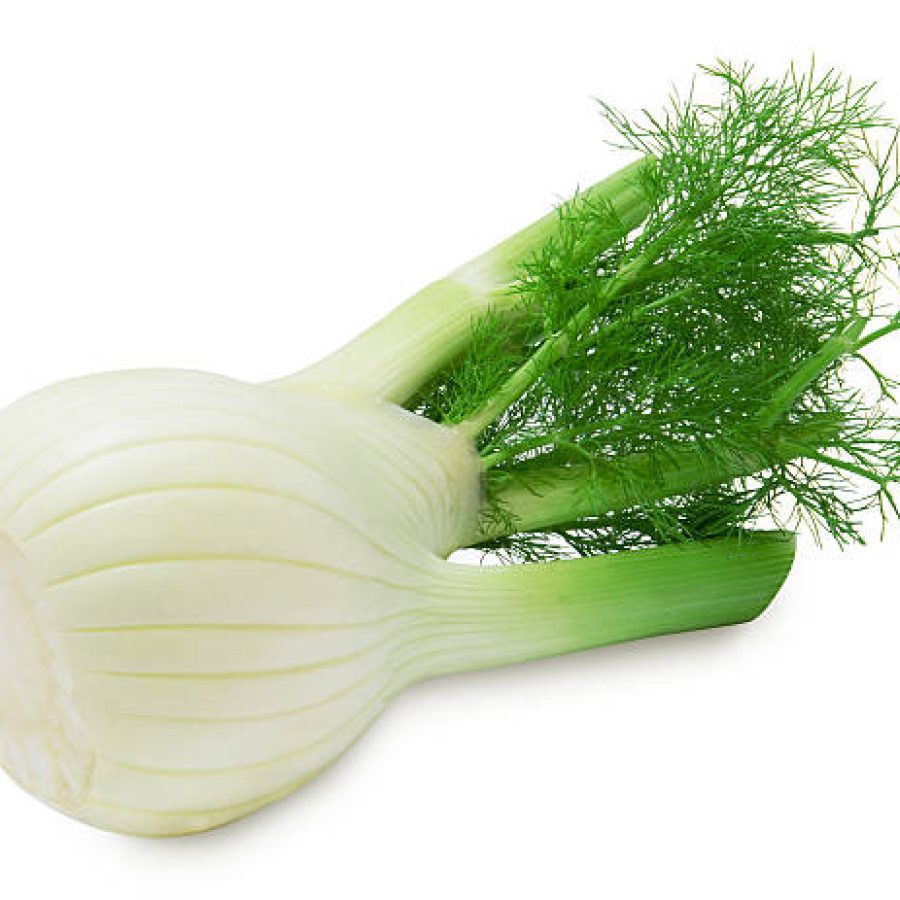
[0,62,897,836]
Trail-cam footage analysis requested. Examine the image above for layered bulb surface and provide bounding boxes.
[0,370,488,834]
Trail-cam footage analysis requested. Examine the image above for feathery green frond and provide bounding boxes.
[411,61,900,559]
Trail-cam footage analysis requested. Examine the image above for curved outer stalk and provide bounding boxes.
[270,158,651,405]
[402,532,792,688]
[0,369,792,835]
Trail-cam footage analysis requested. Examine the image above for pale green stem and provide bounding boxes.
[401,532,794,686]
[474,283,696,466]
[269,158,652,405]
[853,317,900,353]
[471,422,840,545]
[472,450,764,543]
[455,249,656,440]
[756,317,868,430]
[803,449,890,487]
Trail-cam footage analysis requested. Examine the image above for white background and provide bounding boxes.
[1,2,898,897]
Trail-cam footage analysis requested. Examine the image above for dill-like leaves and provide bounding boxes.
[413,62,900,560]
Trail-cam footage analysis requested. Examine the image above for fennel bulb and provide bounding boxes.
[0,62,897,836]
[0,370,793,835]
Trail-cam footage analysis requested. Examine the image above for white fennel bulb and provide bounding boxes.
[0,368,792,835]
[0,368,484,833]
